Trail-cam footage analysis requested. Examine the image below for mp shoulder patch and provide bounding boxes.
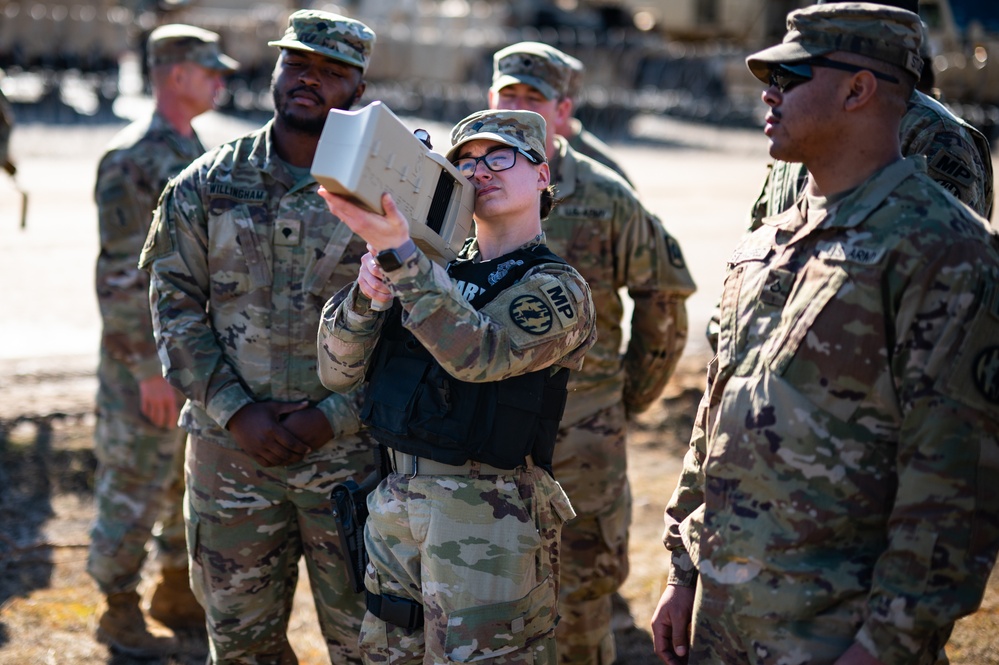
[510,295,554,335]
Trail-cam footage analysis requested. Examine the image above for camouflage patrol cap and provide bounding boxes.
[563,52,586,101]
[491,42,573,101]
[268,10,375,73]
[746,2,923,84]
[446,109,548,165]
[147,24,239,72]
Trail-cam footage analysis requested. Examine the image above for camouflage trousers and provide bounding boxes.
[358,460,575,665]
[87,354,188,595]
[551,403,630,665]
[186,434,376,665]
[690,577,951,664]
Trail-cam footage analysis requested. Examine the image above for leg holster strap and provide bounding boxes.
[366,590,424,630]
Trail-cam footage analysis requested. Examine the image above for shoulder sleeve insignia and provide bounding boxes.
[510,295,554,335]
[928,149,975,188]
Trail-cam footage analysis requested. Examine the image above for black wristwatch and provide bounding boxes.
[375,239,418,272]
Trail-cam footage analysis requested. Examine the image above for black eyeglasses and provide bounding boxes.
[452,145,537,179]
[768,56,901,93]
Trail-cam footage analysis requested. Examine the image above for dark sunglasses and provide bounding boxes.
[768,56,901,93]
[452,145,538,180]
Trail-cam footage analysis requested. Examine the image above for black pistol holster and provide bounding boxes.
[330,447,389,593]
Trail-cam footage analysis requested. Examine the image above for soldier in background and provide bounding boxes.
[139,10,378,664]
[555,53,634,187]
[490,41,697,665]
[89,24,237,658]
[652,4,999,664]
[751,0,993,223]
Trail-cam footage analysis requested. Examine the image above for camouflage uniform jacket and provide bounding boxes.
[665,157,999,664]
[545,137,695,425]
[752,90,994,224]
[565,118,634,187]
[96,111,205,380]
[139,120,367,449]
[318,235,596,394]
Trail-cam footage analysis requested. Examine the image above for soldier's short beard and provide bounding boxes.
[273,86,358,136]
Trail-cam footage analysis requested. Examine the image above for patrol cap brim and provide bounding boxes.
[490,73,559,101]
[267,39,363,71]
[746,40,830,84]
[445,131,543,164]
[211,52,240,73]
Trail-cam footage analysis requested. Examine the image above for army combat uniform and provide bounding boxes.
[665,157,999,664]
[89,111,204,596]
[139,120,375,663]
[545,136,696,664]
[752,89,994,223]
[318,226,597,664]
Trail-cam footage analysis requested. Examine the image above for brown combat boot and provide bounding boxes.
[148,566,206,631]
[96,590,178,657]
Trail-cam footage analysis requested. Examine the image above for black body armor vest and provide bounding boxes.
[361,243,571,471]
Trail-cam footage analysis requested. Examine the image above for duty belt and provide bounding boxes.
[389,449,533,477]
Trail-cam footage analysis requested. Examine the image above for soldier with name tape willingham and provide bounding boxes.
[140,10,379,664]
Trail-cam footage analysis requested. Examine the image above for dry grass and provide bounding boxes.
[0,352,996,664]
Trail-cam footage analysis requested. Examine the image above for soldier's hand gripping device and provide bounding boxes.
[311,101,474,265]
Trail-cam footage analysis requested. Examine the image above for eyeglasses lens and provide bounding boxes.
[455,147,518,179]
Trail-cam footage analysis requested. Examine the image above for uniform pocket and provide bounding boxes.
[444,576,557,663]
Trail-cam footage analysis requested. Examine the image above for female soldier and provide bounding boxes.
[317,108,596,664]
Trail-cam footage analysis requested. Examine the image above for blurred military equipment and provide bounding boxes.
[0,1,994,142]
[920,0,999,141]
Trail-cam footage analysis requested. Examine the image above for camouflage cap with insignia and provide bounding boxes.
[446,109,547,165]
[491,41,573,101]
[746,2,923,84]
[147,24,239,73]
[268,9,375,73]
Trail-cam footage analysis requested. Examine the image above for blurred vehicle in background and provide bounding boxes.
[0,0,993,142]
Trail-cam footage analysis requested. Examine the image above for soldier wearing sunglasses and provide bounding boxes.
[750,0,993,226]
[653,3,999,665]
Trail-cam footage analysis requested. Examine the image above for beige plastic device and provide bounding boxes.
[311,101,474,265]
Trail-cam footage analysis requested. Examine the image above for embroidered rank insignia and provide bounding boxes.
[510,295,554,335]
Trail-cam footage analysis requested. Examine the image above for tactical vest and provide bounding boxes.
[362,243,571,471]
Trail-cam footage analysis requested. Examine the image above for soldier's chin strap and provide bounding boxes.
[366,591,424,630]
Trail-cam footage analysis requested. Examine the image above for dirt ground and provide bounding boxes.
[1,103,997,664]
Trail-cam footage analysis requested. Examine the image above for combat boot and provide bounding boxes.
[96,590,178,657]
[149,566,206,631]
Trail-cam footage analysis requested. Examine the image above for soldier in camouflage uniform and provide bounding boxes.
[317,108,597,665]
[750,0,993,224]
[707,0,994,356]
[90,24,237,657]
[489,41,697,665]
[652,5,999,664]
[555,53,634,187]
[139,11,378,664]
